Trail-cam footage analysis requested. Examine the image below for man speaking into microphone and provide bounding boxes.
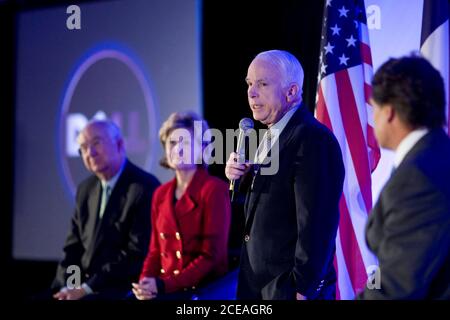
[225,50,344,300]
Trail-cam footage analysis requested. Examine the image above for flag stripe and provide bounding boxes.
[420,0,449,135]
[420,0,449,45]
[364,83,371,104]
[316,0,379,299]
[335,231,355,299]
[339,196,367,294]
[363,63,373,88]
[320,76,378,273]
[360,42,372,66]
[316,85,333,131]
[348,66,370,143]
[367,125,380,171]
[335,70,372,213]
[360,21,370,45]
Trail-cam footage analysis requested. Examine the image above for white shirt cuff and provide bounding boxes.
[81,283,93,295]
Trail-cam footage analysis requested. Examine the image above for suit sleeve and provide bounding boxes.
[360,167,450,299]
[86,182,155,291]
[161,182,231,293]
[140,188,163,279]
[292,128,344,298]
[52,192,85,291]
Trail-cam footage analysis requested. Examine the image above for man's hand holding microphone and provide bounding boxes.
[225,118,254,201]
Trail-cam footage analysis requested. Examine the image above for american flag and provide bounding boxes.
[315,0,380,300]
[420,0,449,134]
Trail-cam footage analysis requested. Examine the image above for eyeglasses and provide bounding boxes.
[78,137,105,155]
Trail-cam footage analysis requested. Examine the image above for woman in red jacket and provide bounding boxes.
[132,111,231,300]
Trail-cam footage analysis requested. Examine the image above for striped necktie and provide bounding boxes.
[256,129,273,164]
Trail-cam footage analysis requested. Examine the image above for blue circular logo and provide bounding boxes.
[58,45,158,197]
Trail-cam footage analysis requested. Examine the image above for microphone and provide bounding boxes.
[230,117,254,200]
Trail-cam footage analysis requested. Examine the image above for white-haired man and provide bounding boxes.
[225,50,344,300]
[51,119,160,300]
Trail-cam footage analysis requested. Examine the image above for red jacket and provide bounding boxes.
[140,168,231,293]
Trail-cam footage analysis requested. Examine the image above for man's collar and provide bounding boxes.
[394,128,429,168]
[101,159,126,190]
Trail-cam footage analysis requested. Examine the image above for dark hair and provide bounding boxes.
[371,54,445,129]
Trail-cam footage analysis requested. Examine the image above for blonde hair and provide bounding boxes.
[159,111,211,168]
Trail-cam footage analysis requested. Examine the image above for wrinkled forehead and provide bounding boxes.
[246,57,282,81]
[77,123,109,144]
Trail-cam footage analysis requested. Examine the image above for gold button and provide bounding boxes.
[176,251,182,259]
[191,286,196,290]
[244,235,250,242]
[160,232,165,240]
[175,232,181,240]
[173,269,180,275]
[160,268,165,274]
[160,252,167,258]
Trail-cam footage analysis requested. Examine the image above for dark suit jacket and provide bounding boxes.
[237,106,345,300]
[360,129,450,299]
[52,159,160,293]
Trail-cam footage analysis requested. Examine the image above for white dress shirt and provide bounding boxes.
[393,128,429,169]
[254,104,299,164]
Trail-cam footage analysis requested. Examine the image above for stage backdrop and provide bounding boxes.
[13,0,201,260]
[13,0,447,263]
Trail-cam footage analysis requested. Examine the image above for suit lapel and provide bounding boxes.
[159,178,180,231]
[86,181,102,246]
[91,161,130,252]
[398,129,438,168]
[368,130,440,244]
[244,169,268,225]
[276,105,309,154]
[245,106,306,225]
[94,182,121,243]
[81,180,102,265]
[175,193,197,218]
[175,169,207,219]
[379,130,436,197]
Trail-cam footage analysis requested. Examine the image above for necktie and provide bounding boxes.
[252,130,273,190]
[256,129,273,164]
[266,129,272,151]
[99,185,111,219]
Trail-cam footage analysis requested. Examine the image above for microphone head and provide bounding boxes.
[239,118,254,132]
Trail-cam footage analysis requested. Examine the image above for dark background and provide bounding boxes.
[0,0,324,299]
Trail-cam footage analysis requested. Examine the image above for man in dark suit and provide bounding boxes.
[359,56,450,299]
[51,119,160,300]
[225,50,344,300]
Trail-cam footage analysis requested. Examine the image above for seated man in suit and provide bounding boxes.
[359,55,450,299]
[51,119,160,300]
